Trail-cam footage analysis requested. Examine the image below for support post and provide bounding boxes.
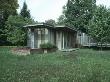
[31,29,35,49]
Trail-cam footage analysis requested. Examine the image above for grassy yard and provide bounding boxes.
[0,47,110,82]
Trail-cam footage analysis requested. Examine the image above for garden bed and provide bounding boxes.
[11,47,57,55]
[11,47,31,55]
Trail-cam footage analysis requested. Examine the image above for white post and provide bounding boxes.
[27,28,31,47]
[45,28,48,43]
[38,29,41,48]
[59,32,62,50]
[31,30,35,49]
[62,32,65,49]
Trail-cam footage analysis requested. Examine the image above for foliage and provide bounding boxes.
[0,0,18,15]
[0,0,18,45]
[40,43,57,49]
[1,47,110,81]
[57,14,66,25]
[57,6,67,25]
[89,5,110,46]
[5,15,35,46]
[64,0,96,32]
[20,2,31,18]
[45,19,56,26]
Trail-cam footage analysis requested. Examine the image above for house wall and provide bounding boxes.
[34,29,38,48]
[70,32,76,48]
[56,31,62,50]
[63,31,76,49]
[27,28,37,49]
[48,29,55,45]
[27,28,49,49]
[28,28,77,50]
[56,31,76,50]
[37,28,49,48]
[27,28,31,48]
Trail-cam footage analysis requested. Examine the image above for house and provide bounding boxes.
[24,23,77,50]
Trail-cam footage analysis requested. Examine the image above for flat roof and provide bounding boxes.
[55,25,77,32]
[24,23,54,28]
[24,23,77,32]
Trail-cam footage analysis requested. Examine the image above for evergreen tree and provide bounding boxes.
[20,2,31,18]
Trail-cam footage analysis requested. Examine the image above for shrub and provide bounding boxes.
[40,43,57,49]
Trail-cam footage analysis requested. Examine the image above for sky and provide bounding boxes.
[18,0,110,22]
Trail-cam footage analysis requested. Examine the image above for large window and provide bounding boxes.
[41,29,45,44]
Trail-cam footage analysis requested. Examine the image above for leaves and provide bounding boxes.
[89,5,110,45]
[5,15,35,46]
[45,19,56,26]
[64,0,96,32]
[0,0,18,45]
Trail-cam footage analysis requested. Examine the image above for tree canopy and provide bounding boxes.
[57,15,66,25]
[65,0,96,32]
[0,0,18,45]
[89,5,110,46]
[45,19,56,26]
[57,6,66,25]
[5,15,35,46]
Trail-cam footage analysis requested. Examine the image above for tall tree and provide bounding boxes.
[20,2,31,18]
[57,6,67,25]
[65,0,96,32]
[0,0,18,45]
[89,5,110,47]
[5,15,35,46]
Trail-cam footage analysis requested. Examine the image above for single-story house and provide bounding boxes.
[24,23,77,50]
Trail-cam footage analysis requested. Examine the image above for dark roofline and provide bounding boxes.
[23,23,54,28]
[24,23,77,32]
[55,25,77,32]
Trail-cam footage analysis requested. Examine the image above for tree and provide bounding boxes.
[57,6,66,25]
[65,0,96,32]
[57,15,66,25]
[0,0,18,45]
[20,2,31,18]
[45,19,56,26]
[5,15,35,46]
[89,5,110,48]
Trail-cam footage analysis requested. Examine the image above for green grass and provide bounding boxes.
[0,47,110,82]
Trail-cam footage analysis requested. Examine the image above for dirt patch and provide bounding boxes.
[11,47,31,55]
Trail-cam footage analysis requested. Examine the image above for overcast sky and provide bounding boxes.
[18,0,110,22]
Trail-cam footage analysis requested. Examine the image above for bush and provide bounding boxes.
[40,43,57,49]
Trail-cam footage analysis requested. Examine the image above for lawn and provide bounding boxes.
[0,47,110,82]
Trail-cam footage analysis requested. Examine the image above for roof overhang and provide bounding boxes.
[24,23,77,32]
[24,23,54,29]
[55,25,77,32]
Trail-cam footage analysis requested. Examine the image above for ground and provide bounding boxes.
[0,47,110,82]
